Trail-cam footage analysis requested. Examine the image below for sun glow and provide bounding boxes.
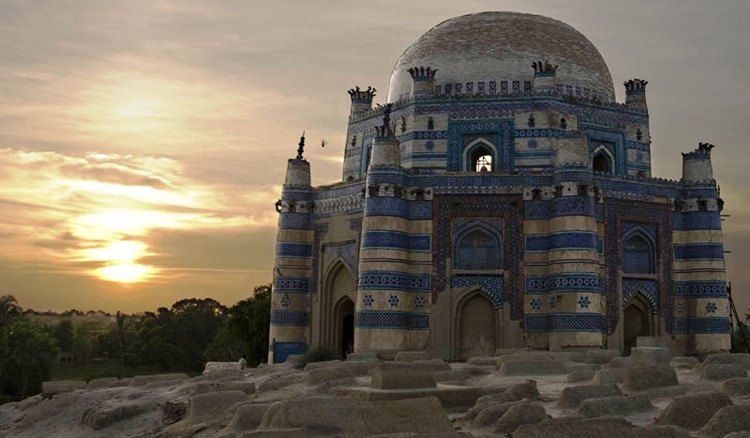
[97,263,154,283]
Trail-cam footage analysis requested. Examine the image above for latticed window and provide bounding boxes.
[456,230,501,270]
[623,235,655,274]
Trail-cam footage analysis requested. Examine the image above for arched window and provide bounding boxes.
[456,229,501,270]
[560,118,567,130]
[622,234,655,274]
[593,151,612,173]
[470,145,494,172]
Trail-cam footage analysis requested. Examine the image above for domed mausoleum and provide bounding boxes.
[268,12,729,362]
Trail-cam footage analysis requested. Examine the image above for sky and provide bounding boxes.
[1,0,749,314]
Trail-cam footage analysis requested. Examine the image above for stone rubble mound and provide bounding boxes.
[1,350,750,437]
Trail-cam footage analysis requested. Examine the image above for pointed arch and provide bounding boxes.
[622,227,656,274]
[463,138,498,172]
[453,222,502,270]
[454,288,498,360]
[321,261,356,349]
[592,145,614,174]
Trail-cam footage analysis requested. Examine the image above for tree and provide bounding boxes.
[2,320,59,397]
[226,284,271,367]
[52,319,74,352]
[0,295,22,385]
[116,311,126,377]
[133,299,227,372]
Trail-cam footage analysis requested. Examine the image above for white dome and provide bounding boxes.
[387,12,615,103]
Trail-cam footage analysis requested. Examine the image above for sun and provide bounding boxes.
[97,263,153,283]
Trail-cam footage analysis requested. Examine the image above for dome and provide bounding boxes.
[387,12,615,103]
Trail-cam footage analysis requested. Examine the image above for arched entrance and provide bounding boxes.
[623,296,651,356]
[334,297,355,359]
[321,263,356,353]
[458,293,496,360]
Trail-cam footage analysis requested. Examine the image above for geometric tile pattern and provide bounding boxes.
[356,310,429,330]
[270,310,309,327]
[622,278,659,314]
[450,274,504,309]
[273,277,312,294]
[358,271,431,292]
[525,313,605,332]
[674,317,730,334]
[272,341,308,364]
[674,281,727,298]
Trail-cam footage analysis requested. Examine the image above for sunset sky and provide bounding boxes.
[1,0,749,314]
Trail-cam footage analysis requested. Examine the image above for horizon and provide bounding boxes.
[2,0,749,315]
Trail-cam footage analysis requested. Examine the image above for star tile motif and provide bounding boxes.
[363,295,374,307]
[388,295,400,307]
[705,302,717,314]
[280,295,291,308]
[530,298,542,310]
[577,295,591,309]
[414,296,427,308]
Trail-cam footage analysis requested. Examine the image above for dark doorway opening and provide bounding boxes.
[336,298,355,359]
[623,297,651,356]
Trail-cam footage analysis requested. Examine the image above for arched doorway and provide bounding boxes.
[334,297,355,359]
[458,293,496,360]
[623,296,651,356]
[322,263,355,352]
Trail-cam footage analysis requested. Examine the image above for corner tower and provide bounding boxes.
[268,135,315,363]
[673,143,730,353]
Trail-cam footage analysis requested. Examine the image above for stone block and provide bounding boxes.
[344,396,452,437]
[475,380,539,406]
[578,394,653,417]
[86,377,119,389]
[346,352,380,362]
[260,396,360,434]
[700,363,747,381]
[631,347,671,367]
[671,357,699,369]
[513,415,636,438]
[129,373,188,387]
[622,366,678,391]
[371,362,436,390]
[655,392,733,430]
[394,351,430,362]
[700,404,750,438]
[219,403,271,434]
[584,349,620,364]
[435,369,471,383]
[498,359,565,376]
[303,360,343,372]
[698,353,750,371]
[307,365,355,385]
[204,361,243,375]
[558,384,622,408]
[41,380,86,396]
[494,402,549,433]
[592,367,628,384]
[313,377,358,394]
[721,377,750,395]
[81,403,147,430]
[472,400,524,427]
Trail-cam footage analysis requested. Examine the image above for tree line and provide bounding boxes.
[0,284,270,399]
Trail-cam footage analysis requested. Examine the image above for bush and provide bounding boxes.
[293,346,338,369]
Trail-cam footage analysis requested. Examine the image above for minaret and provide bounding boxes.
[545,136,603,350]
[354,105,416,356]
[348,86,376,116]
[673,143,730,354]
[532,61,558,94]
[408,66,438,97]
[624,79,648,112]
[268,134,315,363]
